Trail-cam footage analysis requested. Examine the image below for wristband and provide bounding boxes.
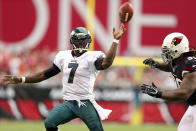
[21,77,26,83]
[113,39,119,44]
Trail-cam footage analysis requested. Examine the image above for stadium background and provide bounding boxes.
[0,0,196,130]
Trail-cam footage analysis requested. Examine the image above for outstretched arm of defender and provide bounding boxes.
[141,72,196,101]
[161,72,196,100]
[101,24,126,69]
[143,58,170,72]
[3,64,60,84]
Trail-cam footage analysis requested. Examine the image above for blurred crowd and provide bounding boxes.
[0,47,52,75]
[0,47,62,87]
[0,47,176,89]
[95,66,176,90]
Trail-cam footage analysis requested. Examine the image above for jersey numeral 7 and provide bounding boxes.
[68,63,79,83]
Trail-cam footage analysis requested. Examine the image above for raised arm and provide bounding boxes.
[3,64,60,84]
[143,58,171,72]
[95,24,126,70]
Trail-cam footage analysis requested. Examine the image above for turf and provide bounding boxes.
[0,121,177,131]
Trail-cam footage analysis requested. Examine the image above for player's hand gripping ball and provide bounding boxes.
[119,2,134,23]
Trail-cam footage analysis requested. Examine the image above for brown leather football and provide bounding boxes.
[119,2,134,23]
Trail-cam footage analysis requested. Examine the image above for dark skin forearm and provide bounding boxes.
[25,65,60,83]
[101,42,118,69]
[101,24,125,69]
[4,71,48,84]
[3,65,60,84]
[161,72,196,101]
[161,88,191,101]
[25,72,48,83]
[143,58,171,72]
[156,63,171,72]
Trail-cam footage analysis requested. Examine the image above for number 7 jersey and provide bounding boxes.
[53,50,105,100]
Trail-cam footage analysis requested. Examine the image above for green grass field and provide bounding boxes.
[0,121,177,131]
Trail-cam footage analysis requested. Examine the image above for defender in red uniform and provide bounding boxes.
[141,32,196,131]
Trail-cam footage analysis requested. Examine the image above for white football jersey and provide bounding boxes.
[53,50,105,100]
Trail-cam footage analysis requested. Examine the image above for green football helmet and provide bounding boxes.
[70,27,92,53]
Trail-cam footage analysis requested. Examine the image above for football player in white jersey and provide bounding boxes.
[3,24,126,131]
[141,32,196,131]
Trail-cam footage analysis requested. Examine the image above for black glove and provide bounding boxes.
[143,58,159,68]
[141,83,162,98]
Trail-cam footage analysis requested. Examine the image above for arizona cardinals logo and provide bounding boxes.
[171,36,183,46]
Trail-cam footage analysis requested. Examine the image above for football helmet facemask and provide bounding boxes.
[161,32,189,64]
[70,27,92,53]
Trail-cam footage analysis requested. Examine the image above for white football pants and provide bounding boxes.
[178,105,196,131]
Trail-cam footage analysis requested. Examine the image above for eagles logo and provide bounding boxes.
[171,36,183,46]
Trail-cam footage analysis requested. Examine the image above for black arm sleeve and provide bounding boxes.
[43,64,61,78]
[94,57,105,70]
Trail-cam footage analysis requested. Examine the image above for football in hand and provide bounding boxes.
[119,2,134,23]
